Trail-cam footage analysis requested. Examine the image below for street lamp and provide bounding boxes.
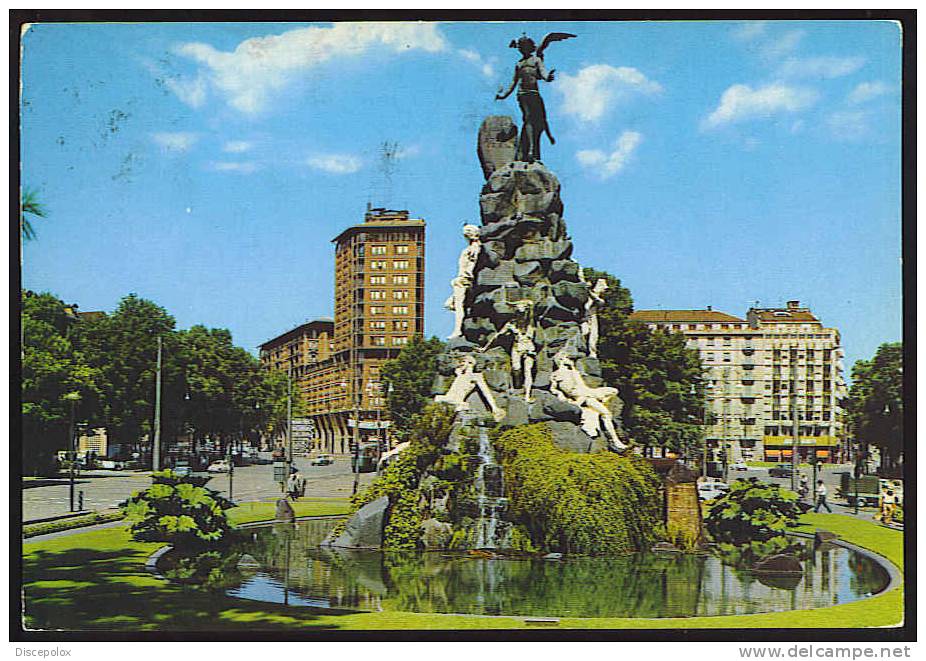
[63,392,81,512]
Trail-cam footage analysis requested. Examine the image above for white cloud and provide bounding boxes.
[164,75,207,109]
[213,161,259,173]
[760,30,805,59]
[557,64,662,122]
[151,132,199,152]
[826,110,871,139]
[576,130,642,178]
[395,144,420,159]
[458,48,495,79]
[732,21,767,42]
[223,140,253,153]
[848,81,891,105]
[776,56,865,80]
[171,22,447,114]
[307,153,363,174]
[702,83,818,130]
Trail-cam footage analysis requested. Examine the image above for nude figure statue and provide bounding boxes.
[550,351,626,451]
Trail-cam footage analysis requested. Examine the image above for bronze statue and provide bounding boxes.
[496,32,575,163]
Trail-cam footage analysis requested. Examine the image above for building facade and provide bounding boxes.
[630,301,848,464]
[260,207,426,453]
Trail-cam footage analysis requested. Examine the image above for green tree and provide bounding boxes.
[72,294,180,456]
[847,342,903,471]
[584,268,705,456]
[380,335,446,440]
[21,291,101,474]
[20,188,46,242]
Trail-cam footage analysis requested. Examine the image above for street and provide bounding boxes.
[22,453,376,522]
[723,463,878,518]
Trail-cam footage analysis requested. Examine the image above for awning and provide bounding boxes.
[816,450,830,458]
[766,450,781,459]
[781,449,793,457]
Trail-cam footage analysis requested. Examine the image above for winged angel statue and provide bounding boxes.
[496,32,576,162]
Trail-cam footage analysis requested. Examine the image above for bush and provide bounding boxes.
[123,470,234,549]
[492,424,662,555]
[344,404,457,550]
[704,477,806,567]
[23,510,125,538]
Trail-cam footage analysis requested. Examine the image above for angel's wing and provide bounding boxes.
[537,32,576,59]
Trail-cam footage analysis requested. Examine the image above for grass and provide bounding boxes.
[226,498,351,526]
[745,461,844,469]
[21,505,903,631]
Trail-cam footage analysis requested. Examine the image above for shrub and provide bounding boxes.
[704,477,807,567]
[492,424,662,555]
[123,470,234,549]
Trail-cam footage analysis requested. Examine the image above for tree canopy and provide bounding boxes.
[847,342,903,469]
[380,335,446,441]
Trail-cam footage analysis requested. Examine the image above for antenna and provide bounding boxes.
[373,140,400,208]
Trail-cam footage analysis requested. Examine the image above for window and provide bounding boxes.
[370,321,386,330]
[393,290,409,300]
[370,260,386,270]
[706,338,715,346]
[723,352,731,362]
[672,324,681,330]
[370,290,386,300]
[370,306,384,315]
[370,336,386,346]
[392,336,408,346]
[393,260,409,269]
[706,352,715,362]
[393,320,409,331]
[370,275,386,285]
[395,245,409,255]
[393,274,410,285]
[371,245,387,256]
[688,324,696,330]
[392,305,409,315]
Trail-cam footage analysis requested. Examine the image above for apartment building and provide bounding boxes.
[630,301,848,463]
[260,207,425,453]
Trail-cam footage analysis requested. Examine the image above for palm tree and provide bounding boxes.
[21,188,46,241]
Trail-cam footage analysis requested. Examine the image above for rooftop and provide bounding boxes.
[630,309,746,323]
[258,318,335,350]
[331,208,425,244]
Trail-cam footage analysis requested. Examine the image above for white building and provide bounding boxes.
[631,301,848,463]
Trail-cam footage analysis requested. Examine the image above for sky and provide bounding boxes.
[20,19,903,373]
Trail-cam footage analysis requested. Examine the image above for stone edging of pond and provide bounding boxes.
[143,519,903,621]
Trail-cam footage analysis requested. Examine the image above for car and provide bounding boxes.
[731,460,748,471]
[697,478,730,501]
[768,463,795,478]
[207,459,231,473]
[311,454,334,466]
[173,461,193,477]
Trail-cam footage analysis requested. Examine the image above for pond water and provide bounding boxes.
[219,519,890,618]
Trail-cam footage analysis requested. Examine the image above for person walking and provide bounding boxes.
[286,470,300,502]
[815,479,832,513]
[879,489,897,525]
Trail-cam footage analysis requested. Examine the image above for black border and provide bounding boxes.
[10,7,916,644]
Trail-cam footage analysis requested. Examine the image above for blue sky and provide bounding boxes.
[21,20,902,372]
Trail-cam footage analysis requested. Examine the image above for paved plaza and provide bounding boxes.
[22,453,375,522]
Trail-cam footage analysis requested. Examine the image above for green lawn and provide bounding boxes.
[22,506,903,631]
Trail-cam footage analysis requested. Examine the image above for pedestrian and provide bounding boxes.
[815,479,832,513]
[880,489,897,525]
[296,470,306,498]
[286,471,300,502]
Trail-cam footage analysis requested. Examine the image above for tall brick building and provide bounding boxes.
[259,207,426,453]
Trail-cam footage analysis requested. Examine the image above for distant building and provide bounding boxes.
[260,207,426,453]
[630,301,848,463]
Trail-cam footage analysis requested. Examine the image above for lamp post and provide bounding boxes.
[152,336,163,472]
[63,392,81,512]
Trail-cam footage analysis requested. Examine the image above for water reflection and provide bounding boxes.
[224,520,889,618]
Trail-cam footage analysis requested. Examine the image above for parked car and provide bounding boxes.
[173,461,193,477]
[697,480,729,502]
[311,454,334,466]
[98,459,125,470]
[768,463,794,478]
[731,460,748,471]
[207,459,231,473]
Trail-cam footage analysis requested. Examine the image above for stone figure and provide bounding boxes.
[480,299,537,401]
[550,351,626,451]
[435,354,505,422]
[495,33,575,163]
[581,278,608,358]
[444,224,482,338]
